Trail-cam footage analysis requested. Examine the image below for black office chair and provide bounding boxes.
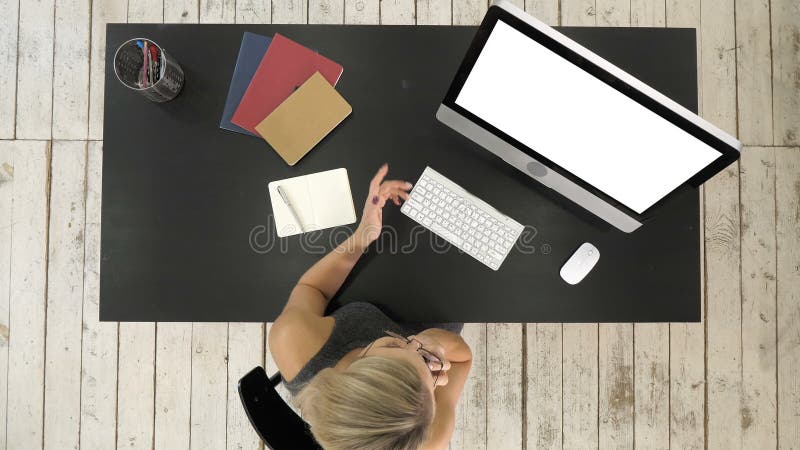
[238,366,323,450]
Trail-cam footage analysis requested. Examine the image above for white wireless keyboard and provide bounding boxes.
[401,167,524,270]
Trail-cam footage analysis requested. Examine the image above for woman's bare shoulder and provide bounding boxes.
[268,308,335,382]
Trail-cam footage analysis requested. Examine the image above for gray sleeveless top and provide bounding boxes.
[283,301,463,396]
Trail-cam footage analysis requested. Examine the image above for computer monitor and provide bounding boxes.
[437,0,741,233]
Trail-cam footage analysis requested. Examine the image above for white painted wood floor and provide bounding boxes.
[0,0,798,449]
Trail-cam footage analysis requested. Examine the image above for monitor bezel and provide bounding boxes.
[441,4,741,220]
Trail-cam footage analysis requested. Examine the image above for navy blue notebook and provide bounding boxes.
[220,32,273,136]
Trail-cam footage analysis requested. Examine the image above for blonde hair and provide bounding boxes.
[294,356,435,450]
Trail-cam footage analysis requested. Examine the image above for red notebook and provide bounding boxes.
[231,33,343,134]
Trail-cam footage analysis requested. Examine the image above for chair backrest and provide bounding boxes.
[238,366,323,450]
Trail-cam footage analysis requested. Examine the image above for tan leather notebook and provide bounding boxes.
[255,72,352,166]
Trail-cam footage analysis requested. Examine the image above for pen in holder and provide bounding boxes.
[113,38,184,102]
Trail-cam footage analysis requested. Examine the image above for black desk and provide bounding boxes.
[101,24,700,323]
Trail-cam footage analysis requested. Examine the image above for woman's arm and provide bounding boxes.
[283,233,368,316]
[408,328,473,449]
[421,345,473,450]
[270,165,413,377]
[280,164,412,317]
[270,232,370,379]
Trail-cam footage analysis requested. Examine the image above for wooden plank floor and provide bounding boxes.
[0,0,798,448]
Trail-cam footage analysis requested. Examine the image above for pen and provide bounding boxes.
[145,41,151,85]
[276,185,305,233]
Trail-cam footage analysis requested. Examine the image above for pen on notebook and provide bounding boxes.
[276,185,305,233]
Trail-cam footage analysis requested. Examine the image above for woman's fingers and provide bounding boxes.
[434,371,449,387]
[380,182,412,205]
[366,164,414,209]
[441,358,452,371]
[375,182,412,207]
[369,163,389,194]
[365,165,413,211]
[379,180,412,196]
[378,188,405,199]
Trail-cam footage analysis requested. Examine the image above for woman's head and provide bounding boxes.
[294,350,436,450]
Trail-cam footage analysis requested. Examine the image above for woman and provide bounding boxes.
[269,164,473,450]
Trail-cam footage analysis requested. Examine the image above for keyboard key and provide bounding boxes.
[430,223,462,246]
[406,198,423,209]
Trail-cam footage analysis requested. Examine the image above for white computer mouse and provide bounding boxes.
[560,242,600,285]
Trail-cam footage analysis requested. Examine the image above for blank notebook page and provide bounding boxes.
[268,168,356,237]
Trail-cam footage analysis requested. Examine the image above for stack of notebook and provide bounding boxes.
[220,32,351,166]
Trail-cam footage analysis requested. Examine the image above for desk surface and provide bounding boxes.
[101,24,700,322]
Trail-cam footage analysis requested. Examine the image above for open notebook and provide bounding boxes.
[268,168,357,238]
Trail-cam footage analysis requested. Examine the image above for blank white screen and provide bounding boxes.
[455,21,720,214]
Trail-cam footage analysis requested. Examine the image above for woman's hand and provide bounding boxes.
[410,332,452,388]
[354,163,413,249]
[415,328,472,363]
[415,328,472,388]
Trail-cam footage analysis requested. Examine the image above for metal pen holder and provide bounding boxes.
[113,38,184,102]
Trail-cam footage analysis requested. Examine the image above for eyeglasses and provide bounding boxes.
[360,330,445,388]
